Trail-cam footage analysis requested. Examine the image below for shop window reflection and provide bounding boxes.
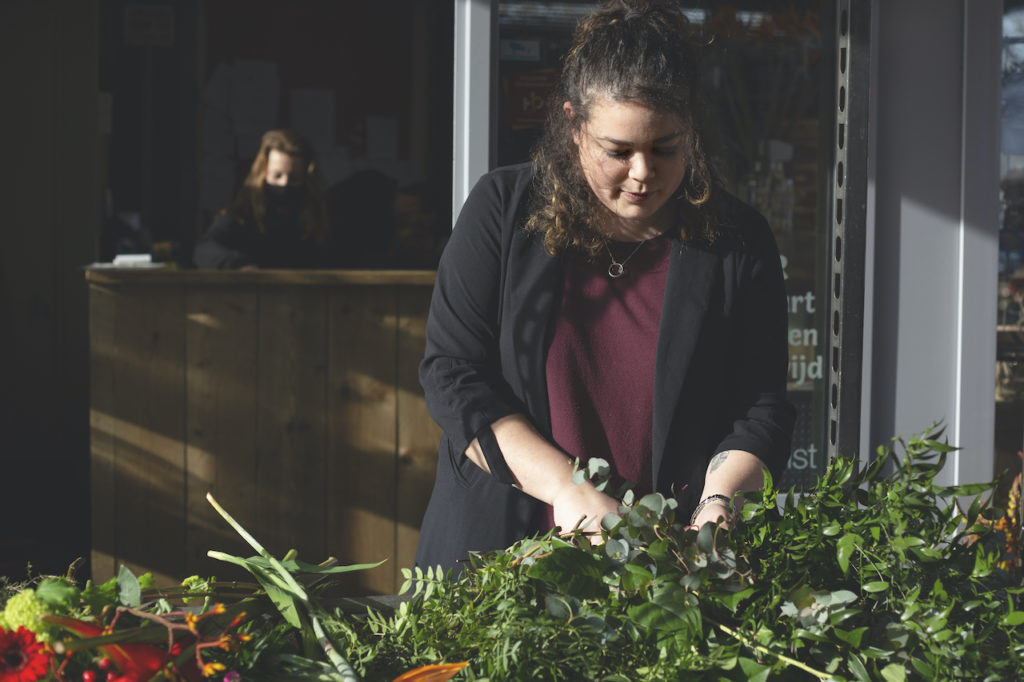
[995,3,1024,494]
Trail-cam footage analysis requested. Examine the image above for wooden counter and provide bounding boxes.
[87,268,440,595]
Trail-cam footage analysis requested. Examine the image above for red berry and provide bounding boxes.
[106,673,118,682]
[82,671,97,682]
[98,657,111,671]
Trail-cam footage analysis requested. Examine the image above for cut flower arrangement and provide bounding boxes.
[1,426,1022,681]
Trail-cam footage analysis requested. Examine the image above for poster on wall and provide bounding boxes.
[503,69,559,131]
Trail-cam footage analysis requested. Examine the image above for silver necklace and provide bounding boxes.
[602,237,649,278]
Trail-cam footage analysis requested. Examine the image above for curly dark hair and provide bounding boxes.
[525,0,722,254]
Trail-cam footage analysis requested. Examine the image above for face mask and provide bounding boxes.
[263,181,306,211]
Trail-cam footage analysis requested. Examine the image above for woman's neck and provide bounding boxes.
[598,204,675,242]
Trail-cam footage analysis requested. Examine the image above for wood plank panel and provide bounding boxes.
[185,290,259,579]
[110,287,187,585]
[325,288,397,593]
[327,288,400,595]
[396,289,441,576]
[88,272,439,591]
[254,290,328,562]
[89,285,118,584]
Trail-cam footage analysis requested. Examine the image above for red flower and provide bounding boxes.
[0,626,51,682]
[44,617,202,682]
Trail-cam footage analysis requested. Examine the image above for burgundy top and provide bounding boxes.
[540,234,671,531]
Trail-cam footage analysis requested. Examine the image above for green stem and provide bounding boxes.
[205,493,309,600]
[709,619,831,680]
[206,493,360,682]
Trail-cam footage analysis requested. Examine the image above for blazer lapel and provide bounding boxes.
[651,241,720,486]
[507,231,562,438]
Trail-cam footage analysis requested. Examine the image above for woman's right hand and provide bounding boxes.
[465,414,621,544]
[550,479,620,543]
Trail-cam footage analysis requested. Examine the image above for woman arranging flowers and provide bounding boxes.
[415,0,795,572]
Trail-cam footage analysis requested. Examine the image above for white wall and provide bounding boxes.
[867,0,1002,484]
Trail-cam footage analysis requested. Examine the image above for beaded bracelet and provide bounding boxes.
[689,494,732,525]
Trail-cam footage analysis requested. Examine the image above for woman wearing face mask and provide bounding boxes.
[415,0,795,573]
[193,129,330,269]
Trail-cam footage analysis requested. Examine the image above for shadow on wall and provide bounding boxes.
[87,280,440,595]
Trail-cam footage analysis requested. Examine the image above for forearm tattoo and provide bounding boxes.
[708,450,731,474]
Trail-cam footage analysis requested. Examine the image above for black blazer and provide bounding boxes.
[415,163,794,572]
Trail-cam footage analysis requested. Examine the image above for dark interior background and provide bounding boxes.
[0,0,454,583]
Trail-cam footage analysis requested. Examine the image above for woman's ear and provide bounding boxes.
[564,101,580,146]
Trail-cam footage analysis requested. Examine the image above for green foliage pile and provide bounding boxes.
[324,429,1023,681]
[8,428,1020,681]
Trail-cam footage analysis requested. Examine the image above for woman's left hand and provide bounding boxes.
[688,498,733,529]
[693,449,767,530]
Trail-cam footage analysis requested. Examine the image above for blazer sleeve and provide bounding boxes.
[419,170,528,483]
[713,203,796,483]
[192,213,257,270]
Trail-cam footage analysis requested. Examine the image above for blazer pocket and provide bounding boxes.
[447,437,489,489]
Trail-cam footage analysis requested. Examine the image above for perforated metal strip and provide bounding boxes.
[827,0,869,462]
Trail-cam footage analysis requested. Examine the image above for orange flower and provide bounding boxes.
[392,661,470,682]
[200,661,225,678]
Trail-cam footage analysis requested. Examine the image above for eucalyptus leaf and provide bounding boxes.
[637,493,667,514]
[604,538,629,562]
[696,523,716,554]
[545,594,574,621]
[116,564,141,608]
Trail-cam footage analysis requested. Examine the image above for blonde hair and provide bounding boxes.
[230,129,330,244]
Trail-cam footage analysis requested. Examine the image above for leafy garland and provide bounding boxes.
[337,428,1023,681]
[1,426,1022,681]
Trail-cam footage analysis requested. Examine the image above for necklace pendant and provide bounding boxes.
[602,236,649,279]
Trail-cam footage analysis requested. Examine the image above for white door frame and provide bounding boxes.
[452,0,496,218]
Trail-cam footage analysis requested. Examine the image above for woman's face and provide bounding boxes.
[570,96,688,236]
[264,149,305,187]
